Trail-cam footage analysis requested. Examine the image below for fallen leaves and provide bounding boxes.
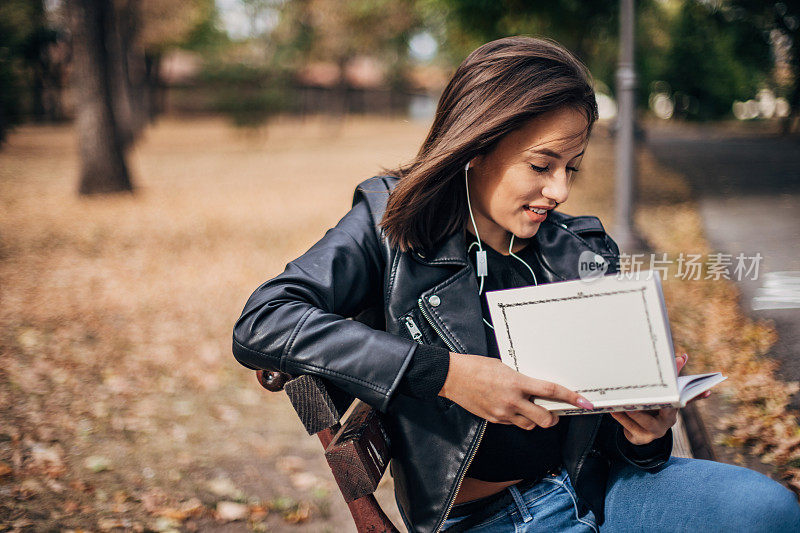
[61,499,81,514]
[283,501,311,523]
[0,118,475,533]
[638,167,800,495]
[97,517,144,531]
[205,475,242,500]
[151,497,206,522]
[84,455,111,473]
[215,501,248,522]
[268,496,312,524]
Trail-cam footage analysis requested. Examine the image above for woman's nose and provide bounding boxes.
[541,170,571,205]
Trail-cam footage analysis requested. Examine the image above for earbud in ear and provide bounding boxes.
[465,161,470,171]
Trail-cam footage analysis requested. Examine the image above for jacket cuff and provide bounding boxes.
[397,344,450,400]
[614,425,673,469]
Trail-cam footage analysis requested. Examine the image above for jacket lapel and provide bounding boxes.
[414,230,488,357]
[411,216,601,356]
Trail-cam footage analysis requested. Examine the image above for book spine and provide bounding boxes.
[551,401,680,416]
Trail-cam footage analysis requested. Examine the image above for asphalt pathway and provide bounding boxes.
[644,123,800,414]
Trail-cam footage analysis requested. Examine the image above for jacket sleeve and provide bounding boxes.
[595,413,673,469]
[231,187,418,413]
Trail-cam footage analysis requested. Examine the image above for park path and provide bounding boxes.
[645,121,800,471]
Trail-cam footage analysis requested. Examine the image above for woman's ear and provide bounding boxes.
[467,155,483,170]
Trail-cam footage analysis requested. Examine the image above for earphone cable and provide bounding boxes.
[465,162,539,331]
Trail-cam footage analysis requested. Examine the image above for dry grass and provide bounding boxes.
[1,115,797,531]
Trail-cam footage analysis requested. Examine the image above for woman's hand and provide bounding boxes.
[438,352,595,430]
[611,352,712,445]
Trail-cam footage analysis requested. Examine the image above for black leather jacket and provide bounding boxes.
[232,175,673,532]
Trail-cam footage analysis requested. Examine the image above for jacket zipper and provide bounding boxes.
[403,316,424,343]
[415,298,487,532]
[436,419,486,532]
[416,298,458,352]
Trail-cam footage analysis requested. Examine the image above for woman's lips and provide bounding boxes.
[524,206,547,222]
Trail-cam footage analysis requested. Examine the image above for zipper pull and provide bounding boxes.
[404,316,424,343]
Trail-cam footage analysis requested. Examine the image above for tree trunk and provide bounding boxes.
[29,0,47,122]
[144,52,163,122]
[0,107,7,146]
[106,0,135,147]
[67,0,133,195]
[124,2,149,134]
[108,0,148,147]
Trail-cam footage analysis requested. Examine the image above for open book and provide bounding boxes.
[485,270,726,415]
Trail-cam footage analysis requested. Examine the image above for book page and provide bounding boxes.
[678,372,727,405]
[486,272,679,411]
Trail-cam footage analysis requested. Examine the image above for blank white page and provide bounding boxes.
[486,271,679,409]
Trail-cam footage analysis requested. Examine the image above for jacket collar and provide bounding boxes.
[410,229,488,356]
[407,220,571,356]
[413,223,552,267]
[413,229,469,267]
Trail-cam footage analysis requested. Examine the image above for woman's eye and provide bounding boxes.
[530,163,580,174]
[530,163,549,173]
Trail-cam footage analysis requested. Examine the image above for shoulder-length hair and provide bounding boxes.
[379,35,599,254]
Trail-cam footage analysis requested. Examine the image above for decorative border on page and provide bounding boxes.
[498,286,666,395]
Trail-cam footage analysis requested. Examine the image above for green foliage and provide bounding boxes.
[199,62,295,128]
[0,21,23,141]
[419,0,620,75]
[179,0,231,54]
[417,0,775,122]
[0,0,44,140]
[633,1,675,109]
[663,0,771,120]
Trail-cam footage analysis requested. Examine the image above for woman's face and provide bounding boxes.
[466,106,589,254]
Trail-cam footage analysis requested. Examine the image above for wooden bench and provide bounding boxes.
[254,369,710,532]
[256,370,399,532]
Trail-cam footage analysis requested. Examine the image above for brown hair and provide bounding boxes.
[379,36,599,253]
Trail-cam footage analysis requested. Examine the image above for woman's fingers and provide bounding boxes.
[515,397,559,428]
[509,414,539,430]
[610,411,649,441]
[442,355,596,427]
[686,390,712,404]
[519,376,594,410]
[676,352,688,374]
[627,408,674,433]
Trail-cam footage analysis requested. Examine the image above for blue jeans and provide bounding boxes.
[440,457,800,532]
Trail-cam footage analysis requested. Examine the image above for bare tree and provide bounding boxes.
[67,0,133,194]
[106,0,143,148]
[65,0,202,194]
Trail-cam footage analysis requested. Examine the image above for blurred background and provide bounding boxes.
[1,0,799,531]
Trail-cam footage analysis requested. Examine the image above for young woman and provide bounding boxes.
[232,36,800,532]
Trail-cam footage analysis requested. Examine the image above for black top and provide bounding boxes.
[461,234,564,481]
[400,233,563,482]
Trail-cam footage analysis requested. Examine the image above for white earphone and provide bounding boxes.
[464,160,538,330]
